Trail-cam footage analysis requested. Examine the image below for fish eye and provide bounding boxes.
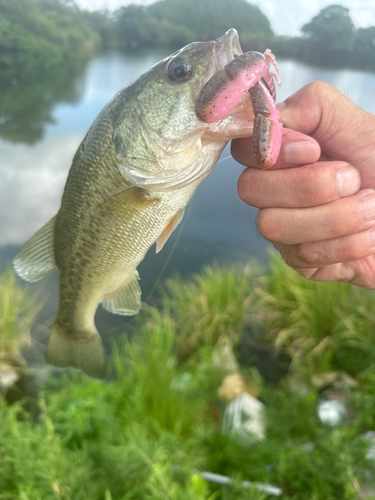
[166,58,193,82]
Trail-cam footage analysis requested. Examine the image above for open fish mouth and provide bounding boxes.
[213,28,243,71]
[195,34,282,169]
[196,34,280,125]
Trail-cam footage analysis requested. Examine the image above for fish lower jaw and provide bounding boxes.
[204,114,254,142]
[201,92,255,141]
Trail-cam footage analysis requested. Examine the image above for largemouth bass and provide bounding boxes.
[14,29,281,378]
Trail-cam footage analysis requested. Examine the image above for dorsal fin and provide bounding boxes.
[101,271,141,316]
[13,216,57,282]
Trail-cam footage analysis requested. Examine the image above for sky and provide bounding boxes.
[75,0,375,37]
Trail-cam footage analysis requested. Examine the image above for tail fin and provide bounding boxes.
[46,323,106,379]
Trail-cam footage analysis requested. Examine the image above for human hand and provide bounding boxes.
[232,81,375,288]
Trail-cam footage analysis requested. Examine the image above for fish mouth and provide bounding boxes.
[195,30,254,127]
[213,28,243,71]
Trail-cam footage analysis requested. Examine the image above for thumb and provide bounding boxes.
[279,81,375,187]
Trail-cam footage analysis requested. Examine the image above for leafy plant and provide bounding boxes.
[2,261,375,499]
[254,252,375,379]
[0,269,37,357]
[166,264,254,361]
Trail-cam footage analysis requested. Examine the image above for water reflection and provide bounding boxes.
[0,134,80,244]
[0,63,86,145]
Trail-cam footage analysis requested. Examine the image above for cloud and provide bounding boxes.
[0,134,82,245]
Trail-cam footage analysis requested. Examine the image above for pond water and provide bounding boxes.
[1,50,375,339]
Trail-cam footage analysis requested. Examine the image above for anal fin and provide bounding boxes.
[13,216,57,282]
[155,209,185,254]
[101,271,142,316]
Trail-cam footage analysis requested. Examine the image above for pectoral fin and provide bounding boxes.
[102,271,142,315]
[155,209,185,254]
[100,187,155,218]
[13,216,57,282]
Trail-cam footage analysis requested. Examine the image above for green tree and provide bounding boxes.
[115,4,194,49]
[149,0,273,41]
[83,9,118,49]
[0,0,99,84]
[0,0,100,143]
[301,4,355,66]
[0,62,85,144]
[352,26,375,69]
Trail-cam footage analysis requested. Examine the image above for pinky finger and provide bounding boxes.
[303,257,375,289]
[276,229,375,270]
[274,229,375,288]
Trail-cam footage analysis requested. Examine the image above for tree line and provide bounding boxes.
[276,4,375,70]
[1,0,374,84]
[0,0,99,85]
[0,0,99,143]
[0,0,374,144]
[91,1,375,70]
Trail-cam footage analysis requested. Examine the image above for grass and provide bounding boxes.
[253,252,375,379]
[165,264,254,361]
[0,269,38,359]
[2,256,375,498]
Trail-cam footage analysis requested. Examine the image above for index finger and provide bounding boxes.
[231,127,321,170]
[279,81,375,188]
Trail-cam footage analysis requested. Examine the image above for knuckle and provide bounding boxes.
[294,243,318,266]
[310,80,332,99]
[300,163,335,203]
[257,209,281,242]
[279,248,298,270]
[337,236,363,263]
[325,208,351,238]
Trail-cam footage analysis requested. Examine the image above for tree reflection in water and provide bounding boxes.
[0,62,86,145]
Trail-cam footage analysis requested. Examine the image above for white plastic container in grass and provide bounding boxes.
[317,399,347,427]
[222,392,266,445]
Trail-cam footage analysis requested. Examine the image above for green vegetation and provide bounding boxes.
[0,61,85,144]
[109,2,375,70]
[278,5,375,70]
[0,269,37,357]
[165,264,253,361]
[255,253,375,380]
[2,257,375,498]
[0,0,99,144]
[113,0,272,51]
[0,0,99,84]
[2,0,374,89]
[1,0,374,144]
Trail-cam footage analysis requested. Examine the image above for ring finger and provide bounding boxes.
[257,189,375,245]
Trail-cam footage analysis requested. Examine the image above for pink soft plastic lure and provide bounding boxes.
[195,49,282,169]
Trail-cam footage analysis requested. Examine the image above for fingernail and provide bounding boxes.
[337,165,361,197]
[276,101,286,112]
[369,228,375,246]
[284,141,319,164]
[362,192,375,220]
